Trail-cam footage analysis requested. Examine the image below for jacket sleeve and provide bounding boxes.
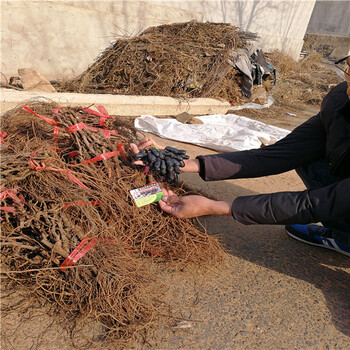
[231,177,350,225]
[196,113,327,181]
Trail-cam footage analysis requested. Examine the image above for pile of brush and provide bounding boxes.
[59,21,258,104]
[0,102,225,342]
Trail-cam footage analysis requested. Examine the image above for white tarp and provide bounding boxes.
[134,114,290,152]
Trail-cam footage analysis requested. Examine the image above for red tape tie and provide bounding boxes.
[0,186,25,206]
[117,143,127,160]
[96,105,111,127]
[81,105,114,127]
[66,122,117,139]
[0,131,7,145]
[0,206,16,213]
[22,106,117,140]
[81,151,120,165]
[53,126,60,142]
[28,158,89,189]
[66,122,98,134]
[53,107,64,114]
[22,106,58,126]
[22,107,61,140]
[69,151,79,158]
[0,186,25,216]
[59,236,162,272]
[59,236,98,272]
[101,129,118,138]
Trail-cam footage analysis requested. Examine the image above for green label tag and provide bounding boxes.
[130,183,164,207]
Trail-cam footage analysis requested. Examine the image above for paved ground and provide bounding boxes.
[147,129,350,350]
[2,104,350,349]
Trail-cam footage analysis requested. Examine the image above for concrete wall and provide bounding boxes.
[306,0,350,36]
[153,0,316,59]
[1,0,315,81]
[304,1,350,58]
[0,0,202,80]
[303,33,350,59]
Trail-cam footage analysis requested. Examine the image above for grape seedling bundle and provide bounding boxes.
[134,146,189,182]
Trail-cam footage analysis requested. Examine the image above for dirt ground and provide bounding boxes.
[2,98,350,349]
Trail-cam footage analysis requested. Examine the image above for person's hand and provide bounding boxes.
[159,188,212,218]
[129,137,200,173]
[130,137,164,154]
[130,137,164,165]
[159,188,233,218]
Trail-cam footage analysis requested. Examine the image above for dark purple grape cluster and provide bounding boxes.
[133,146,189,182]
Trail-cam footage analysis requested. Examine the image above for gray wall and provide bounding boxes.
[306,0,350,36]
[1,1,202,80]
[154,0,316,58]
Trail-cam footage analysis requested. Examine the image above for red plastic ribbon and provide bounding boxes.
[68,151,79,168]
[60,236,120,271]
[81,151,120,165]
[96,105,111,127]
[81,108,101,117]
[30,148,41,157]
[0,186,25,205]
[69,151,79,158]
[22,106,58,126]
[53,107,64,114]
[0,206,15,212]
[117,142,126,160]
[0,187,25,217]
[22,106,117,140]
[65,122,117,139]
[82,105,114,127]
[101,129,118,139]
[53,126,60,143]
[59,236,98,272]
[59,235,162,272]
[0,131,7,144]
[66,122,98,134]
[28,158,88,189]
[22,106,60,141]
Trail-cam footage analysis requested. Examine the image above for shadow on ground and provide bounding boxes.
[198,179,350,339]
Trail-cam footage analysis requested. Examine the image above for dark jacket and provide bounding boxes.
[197,82,350,225]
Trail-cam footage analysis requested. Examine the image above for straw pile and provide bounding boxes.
[265,50,343,105]
[0,102,225,342]
[58,21,258,105]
